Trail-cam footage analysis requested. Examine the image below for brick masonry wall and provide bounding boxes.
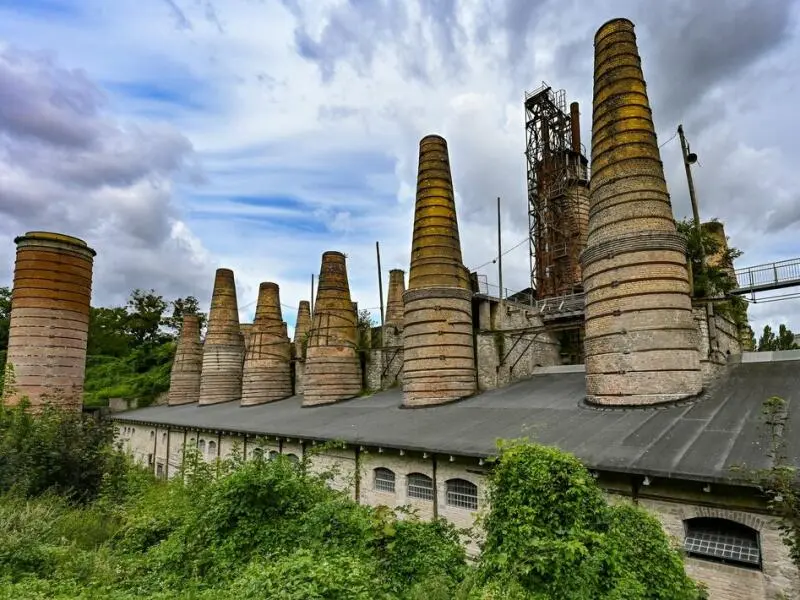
[117,425,799,595]
[475,298,561,391]
[638,497,799,599]
[693,306,744,384]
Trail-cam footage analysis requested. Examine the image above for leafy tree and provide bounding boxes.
[677,218,749,330]
[757,324,799,351]
[0,286,10,352]
[87,306,133,357]
[472,441,704,599]
[356,308,375,350]
[125,288,169,346]
[164,295,207,335]
[0,401,127,503]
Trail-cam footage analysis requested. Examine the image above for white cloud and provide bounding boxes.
[0,0,797,339]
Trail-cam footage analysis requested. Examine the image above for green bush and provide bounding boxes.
[0,407,703,599]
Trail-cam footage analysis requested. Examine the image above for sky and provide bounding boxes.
[0,0,798,337]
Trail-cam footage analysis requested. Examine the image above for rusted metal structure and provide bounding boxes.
[402,134,476,407]
[4,231,95,411]
[241,282,292,406]
[582,18,701,406]
[385,269,406,326]
[302,251,362,406]
[525,84,589,299]
[198,268,245,405]
[168,315,203,406]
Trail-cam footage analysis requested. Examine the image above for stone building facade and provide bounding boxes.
[115,419,799,598]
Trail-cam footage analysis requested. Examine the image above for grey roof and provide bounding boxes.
[113,360,800,485]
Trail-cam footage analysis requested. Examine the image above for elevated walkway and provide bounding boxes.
[732,258,800,295]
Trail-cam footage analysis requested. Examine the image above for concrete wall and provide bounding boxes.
[474,297,561,391]
[115,423,798,596]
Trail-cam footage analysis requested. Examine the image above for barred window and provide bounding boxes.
[268,450,279,461]
[198,440,206,453]
[207,441,217,455]
[252,447,264,460]
[446,479,478,510]
[373,468,396,493]
[407,473,433,501]
[684,518,761,568]
[287,453,300,464]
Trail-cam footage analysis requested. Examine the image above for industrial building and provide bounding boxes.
[3,17,799,600]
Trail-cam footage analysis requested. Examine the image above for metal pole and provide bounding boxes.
[310,273,315,316]
[376,241,385,328]
[497,197,503,302]
[678,124,705,263]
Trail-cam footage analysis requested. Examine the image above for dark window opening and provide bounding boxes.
[684,517,761,569]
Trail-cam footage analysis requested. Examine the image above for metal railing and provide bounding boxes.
[534,292,585,319]
[733,258,800,295]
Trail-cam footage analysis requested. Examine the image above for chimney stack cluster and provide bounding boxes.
[4,17,712,415]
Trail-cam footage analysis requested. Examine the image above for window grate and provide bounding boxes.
[446,479,478,510]
[374,468,396,493]
[407,473,433,501]
[684,527,760,565]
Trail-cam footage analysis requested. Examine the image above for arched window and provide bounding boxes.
[162,432,167,444]
[150,430,155,439]
[207,441,217,455]
[446,478,478,510]
[373,468,396,493]
[198,439,206,453]
[252,447,264,460]
[287,453,300,464]
[131,428,136,435]
[268,450,279,461]
[684,518,761,568]
[407,473,434,501]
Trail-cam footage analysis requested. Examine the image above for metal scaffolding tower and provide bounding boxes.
[524,83,589,300]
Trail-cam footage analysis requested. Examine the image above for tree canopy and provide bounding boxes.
[757,324,799,352]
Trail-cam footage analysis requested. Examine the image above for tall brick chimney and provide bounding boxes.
[241,282,292,406]
[302,251,362,406]
[168,314,203,405]
[293,300,311,358]
[385,269,406,326]
[4,231,95,412]
[581,18,701,406]
[198,268,244,405]
[402,135,476,407]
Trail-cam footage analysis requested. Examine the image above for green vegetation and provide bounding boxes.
[756,324,799,352]
[0,402,706,599]
[0,286,205,407]
[677,218,749,332]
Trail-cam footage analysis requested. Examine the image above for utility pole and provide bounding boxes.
[375,241,385,329]
[497,197,503,302]
[310,274,315,316]
[678,124,705,264]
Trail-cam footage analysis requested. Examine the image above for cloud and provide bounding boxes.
[0,45,214,308]
[0,0,797,337]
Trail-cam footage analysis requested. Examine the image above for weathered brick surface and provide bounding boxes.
[241,282,293,406]
[638,498,800,600]
[303,252,362,406]
[582,19,701,406]
[474,298,561,390]
[199,269,244,405]
[168,315,202,405]
[402,288,476,406]
[6,232,95,411]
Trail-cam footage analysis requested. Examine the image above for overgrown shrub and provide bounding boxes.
[472,441,704,599]
[0,402,127,503]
